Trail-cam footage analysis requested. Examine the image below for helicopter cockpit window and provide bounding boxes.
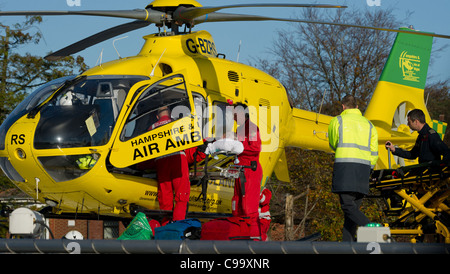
[34,75,148,149]
[0,75,75,151]
[121,75,191,141]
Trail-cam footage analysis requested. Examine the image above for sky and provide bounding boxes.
[0,0,449,84]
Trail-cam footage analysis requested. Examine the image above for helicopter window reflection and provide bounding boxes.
[38,153,100,182]
[121,75,192,141]
[0,157,25,183]
[34,76,148,149]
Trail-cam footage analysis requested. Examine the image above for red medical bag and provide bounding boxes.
[200,216,251,240]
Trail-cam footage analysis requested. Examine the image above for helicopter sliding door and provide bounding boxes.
[109,73,203,168]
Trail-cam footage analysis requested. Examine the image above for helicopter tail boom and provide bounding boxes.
[285,107,333,152]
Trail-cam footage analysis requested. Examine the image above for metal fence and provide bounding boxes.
[0,239,448,254]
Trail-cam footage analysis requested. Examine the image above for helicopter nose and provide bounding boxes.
[0,118,26,183]
[2,115,52,197]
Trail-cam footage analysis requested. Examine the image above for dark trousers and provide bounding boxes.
[339,192,370,241]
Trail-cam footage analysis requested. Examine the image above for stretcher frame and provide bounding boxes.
[369,161,450,243]
[189,150,242,182]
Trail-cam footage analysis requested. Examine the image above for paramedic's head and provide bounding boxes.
[157,106,170,119]
[341,95,358,110]
[407,109,426,132]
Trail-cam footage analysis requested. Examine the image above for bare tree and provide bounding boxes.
[254,8,406,240]
[256,8,401,116]
[256,7,449,241]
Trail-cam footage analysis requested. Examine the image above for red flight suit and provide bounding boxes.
[259,188,272,241]
[152,115,190,221]
[185,145,206,165]
[233,119,263,240]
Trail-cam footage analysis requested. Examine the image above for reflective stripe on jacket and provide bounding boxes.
[328,108,378,168]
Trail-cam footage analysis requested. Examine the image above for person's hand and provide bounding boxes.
[385,141,395,152]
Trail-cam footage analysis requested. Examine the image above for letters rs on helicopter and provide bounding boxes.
[185,37,217,57]
[10,134,25,145]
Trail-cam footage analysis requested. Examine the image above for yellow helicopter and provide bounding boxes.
[0,0,449,222]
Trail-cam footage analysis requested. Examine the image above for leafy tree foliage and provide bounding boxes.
[0,16,88,124]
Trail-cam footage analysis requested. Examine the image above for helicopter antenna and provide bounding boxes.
[236,40,242,62]
[315,89,328,124]
[150,48,166,77]
[113,36,128,59]
[96,48,104,67]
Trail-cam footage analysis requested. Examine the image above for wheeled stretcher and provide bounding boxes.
[369,161,450,243]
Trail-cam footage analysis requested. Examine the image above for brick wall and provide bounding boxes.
[48,219,126,239]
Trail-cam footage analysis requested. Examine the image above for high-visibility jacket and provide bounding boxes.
[328,108,378,194]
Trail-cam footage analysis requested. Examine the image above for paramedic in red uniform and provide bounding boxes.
[233,104,263,240]
[152,106,190,222]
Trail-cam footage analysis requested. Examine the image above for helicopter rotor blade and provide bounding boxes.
[193,12,450,39]
[45,20,151,61]
[0,9,166,24]
[174,3,346,22]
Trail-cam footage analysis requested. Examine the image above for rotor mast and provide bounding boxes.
[147,0,202,34]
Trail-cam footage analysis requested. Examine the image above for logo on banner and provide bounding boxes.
[399,51,421,82]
